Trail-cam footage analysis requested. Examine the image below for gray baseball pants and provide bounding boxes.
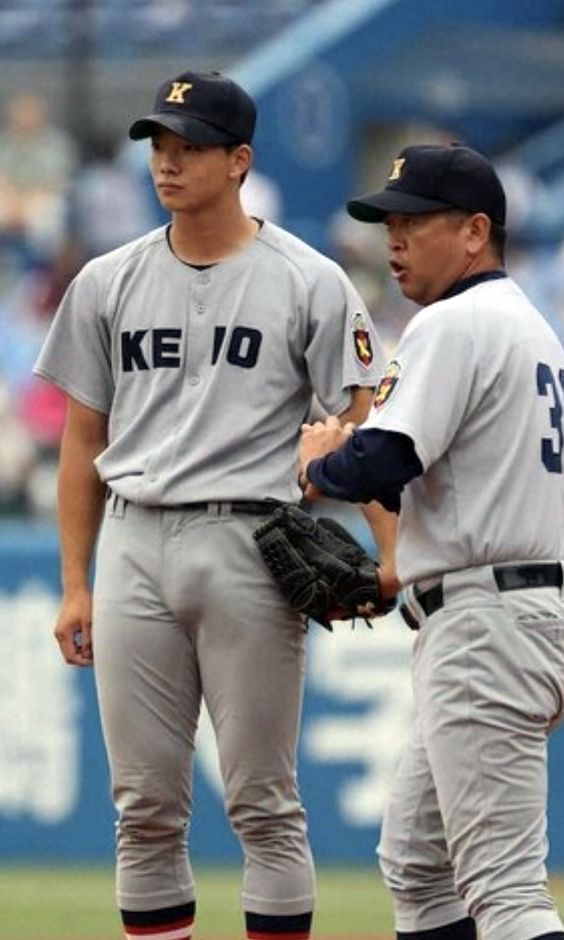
[379,564,564,940]
[92,497,314,917]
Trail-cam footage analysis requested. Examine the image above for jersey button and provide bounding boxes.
[196,304,205,315]
[189,375,200,386]
[198,273,210,285]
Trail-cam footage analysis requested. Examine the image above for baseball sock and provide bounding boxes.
[396,917,477,939]
[121,901,195,940]
[245,910,312,939]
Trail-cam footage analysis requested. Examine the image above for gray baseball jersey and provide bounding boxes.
[364,276,564,585]
[368,274,564,939]
[35,221,382,504]
[34,220,385,926]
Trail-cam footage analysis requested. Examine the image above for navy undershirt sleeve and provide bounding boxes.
[306,428,423,512]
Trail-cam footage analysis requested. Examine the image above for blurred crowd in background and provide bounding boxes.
[0,84,292,518]
[2,69,564,518]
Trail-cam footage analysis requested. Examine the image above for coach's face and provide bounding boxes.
[384,209,490,306]
[150,126,250,213]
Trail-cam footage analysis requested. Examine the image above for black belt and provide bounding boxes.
[177,500,281,515]
[105,492,284,516]
[404,563,563,629]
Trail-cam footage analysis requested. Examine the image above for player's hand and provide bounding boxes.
[54,588,94,666]
[299,415,355,496]
[375,561,402,602]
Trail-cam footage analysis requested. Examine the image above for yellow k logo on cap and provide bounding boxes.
[389,158,406,181]
[165,82,193,104]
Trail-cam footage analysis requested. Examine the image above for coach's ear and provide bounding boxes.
[465,212,491,257]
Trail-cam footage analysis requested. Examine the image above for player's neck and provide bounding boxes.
[169,205,259,265]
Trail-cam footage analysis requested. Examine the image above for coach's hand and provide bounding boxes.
[54,588,94,666]
[299,415,354,499]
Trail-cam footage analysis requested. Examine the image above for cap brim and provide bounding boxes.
[128,113,240,145]
[347,190,454,222]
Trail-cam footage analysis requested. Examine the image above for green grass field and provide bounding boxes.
[0,866,563,939]
[0,866,391,939]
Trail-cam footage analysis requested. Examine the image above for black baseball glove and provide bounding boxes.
[253,503,395,630]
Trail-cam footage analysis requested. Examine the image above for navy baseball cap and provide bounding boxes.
[129,69,256,146]
[347,143,506,226]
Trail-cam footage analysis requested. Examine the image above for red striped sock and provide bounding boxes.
[122,901,195,940]
[245,910,312,940]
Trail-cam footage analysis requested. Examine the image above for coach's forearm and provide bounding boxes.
[360,500,401,597]
[305,428,423,507]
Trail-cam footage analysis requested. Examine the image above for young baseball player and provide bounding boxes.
[299,144,564,940]
[33,70,391,940]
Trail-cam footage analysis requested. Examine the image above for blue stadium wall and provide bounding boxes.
[1,520,564,868]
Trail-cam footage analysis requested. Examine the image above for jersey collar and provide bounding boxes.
[440,269,507,302]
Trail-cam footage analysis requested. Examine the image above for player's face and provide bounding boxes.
[384,210,479,306]
[149,127,249,213]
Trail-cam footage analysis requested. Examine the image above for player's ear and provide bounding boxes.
[228,143,252,184]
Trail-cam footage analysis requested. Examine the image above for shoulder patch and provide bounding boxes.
[374,359,401,408]
[352,312,374,368]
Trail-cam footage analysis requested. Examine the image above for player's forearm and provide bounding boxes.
[58,450,106,592]
[337,387,374,426]
[57,410,108,593]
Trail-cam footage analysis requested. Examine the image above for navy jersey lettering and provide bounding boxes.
[121,328,182,371]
